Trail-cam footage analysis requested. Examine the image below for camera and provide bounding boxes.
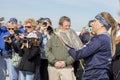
[47,26,53,35]
[20,37,29,43]
[22,39,28,43]
[42,22,47,27]
[14,29,22,36]
[20,38,33,48]
[3,36,10,41]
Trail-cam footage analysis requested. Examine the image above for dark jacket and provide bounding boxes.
[46,33,74,66]
[18,46,41,73]
[112,42,120,80]
[69,34,112,79]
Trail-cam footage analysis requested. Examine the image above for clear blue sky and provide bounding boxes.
[0,0,119,31]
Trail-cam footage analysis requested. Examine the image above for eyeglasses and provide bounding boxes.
[25,26,32,28]
[8,28,14,30]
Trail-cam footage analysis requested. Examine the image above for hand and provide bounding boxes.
[54,61,61,68]
[54,61,66,68]
[4,38,12,43]
[59,61,66,68]
[19,33,25,39]
[21,42,28,49]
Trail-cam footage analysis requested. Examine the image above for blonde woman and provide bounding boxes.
[18,18,41,80]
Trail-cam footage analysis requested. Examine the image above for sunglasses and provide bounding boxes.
[25,26,32,28]
[8,28,14,30]
[41,18,49,20]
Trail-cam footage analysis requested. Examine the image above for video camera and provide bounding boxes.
[47,26,53,35]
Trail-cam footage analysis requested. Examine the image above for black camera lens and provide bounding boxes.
[47,26,53,35]
[4,36,10,41]
[23,39,27,43]
[42,22,47,27]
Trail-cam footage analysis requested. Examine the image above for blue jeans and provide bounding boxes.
[4,58,13,80]
[20,71,34,80]
[11,66,19,80]
[0,56,6,80]
[36,66,40,80]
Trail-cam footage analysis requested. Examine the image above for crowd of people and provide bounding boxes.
[0,11,120,80]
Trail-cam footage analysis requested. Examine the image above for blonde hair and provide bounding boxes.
[25,18,36,28]
[101,12,117,56]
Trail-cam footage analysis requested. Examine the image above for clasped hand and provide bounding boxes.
[54,61,66,68]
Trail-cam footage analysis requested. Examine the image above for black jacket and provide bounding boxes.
[112,42,120,80]
[18,46,41,73]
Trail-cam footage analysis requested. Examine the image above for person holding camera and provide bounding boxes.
[18,33,41,80]
[0,17,22,80]
[37,17,52,80]
[18,18,42,80]
[4,18,24,80]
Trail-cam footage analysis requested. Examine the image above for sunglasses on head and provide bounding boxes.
[25,26,32,28]
[8,28,14,30]
[41,18,49,20]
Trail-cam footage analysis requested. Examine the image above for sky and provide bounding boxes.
[0,0,119,31]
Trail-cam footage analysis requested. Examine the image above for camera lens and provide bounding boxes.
[4,36,9,40]
[42,22,47,27]
[23,39,28,43]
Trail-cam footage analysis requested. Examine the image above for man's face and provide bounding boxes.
[7,23,17,35]
[60,20,70,30]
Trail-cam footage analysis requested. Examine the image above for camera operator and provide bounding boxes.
[5,20,24,80]
[17,18,42,80]
[18,32,41,80]
[37,17,52,80]
[44,26,53,39]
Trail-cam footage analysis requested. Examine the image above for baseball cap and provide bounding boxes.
[9,18,18,24]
